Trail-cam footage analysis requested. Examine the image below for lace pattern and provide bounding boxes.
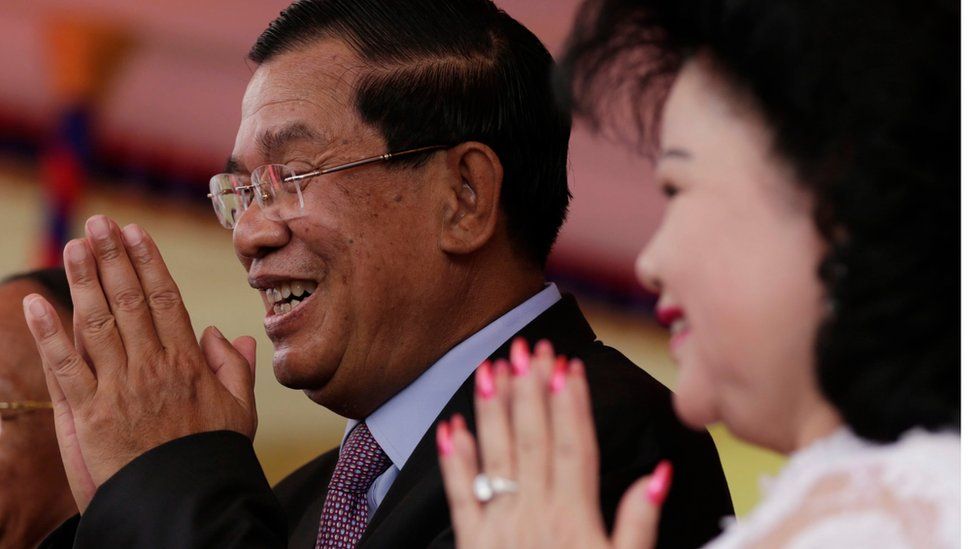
[704,428,960,549]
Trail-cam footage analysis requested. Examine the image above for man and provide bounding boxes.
[29,1,733,547]
[0,269,76,548]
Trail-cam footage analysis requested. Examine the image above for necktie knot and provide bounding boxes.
[316,422,391,549]
[329,422,392,494]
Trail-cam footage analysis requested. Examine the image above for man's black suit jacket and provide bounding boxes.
[45,295,733,548]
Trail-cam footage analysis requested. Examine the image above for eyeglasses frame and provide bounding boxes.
[0,400,53,418]
[207,144,450,223]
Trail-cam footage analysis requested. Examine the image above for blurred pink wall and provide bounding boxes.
[0,0,662,285]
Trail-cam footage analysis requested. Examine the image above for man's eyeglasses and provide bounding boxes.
[0,401,53,439]
[0,400,53,417]
[207,144,448,229]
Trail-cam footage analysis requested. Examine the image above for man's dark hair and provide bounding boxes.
[3,267,73,311]
[563,0,959,443]
[250,0,572,267]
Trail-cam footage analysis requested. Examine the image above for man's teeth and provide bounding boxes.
[264,280,317,315]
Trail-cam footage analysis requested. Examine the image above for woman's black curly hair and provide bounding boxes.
[561,0,959,443]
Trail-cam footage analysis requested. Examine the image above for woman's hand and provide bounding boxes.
[437,338,673,549]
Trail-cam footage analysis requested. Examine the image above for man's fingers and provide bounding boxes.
[437,415,482,545]
[23,295,96,409]
[232,335,258,380]
[43,363,97,511]
[610,461,673,549]
[64,238,128,376]
[120,224,198,352]
[200,327,255,411]
[83,215,162,360]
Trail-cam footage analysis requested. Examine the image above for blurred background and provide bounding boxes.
[0,0,781,515]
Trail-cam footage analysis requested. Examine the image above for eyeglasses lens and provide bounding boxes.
[209,174,248,229]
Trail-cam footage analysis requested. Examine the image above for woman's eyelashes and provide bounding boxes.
[660,180,681,199]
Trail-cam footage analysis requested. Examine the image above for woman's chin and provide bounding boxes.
[672,386,720,430]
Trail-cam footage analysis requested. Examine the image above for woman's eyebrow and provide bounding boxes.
[660,147,693,161]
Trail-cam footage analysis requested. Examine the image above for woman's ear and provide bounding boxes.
[439,142,504,255]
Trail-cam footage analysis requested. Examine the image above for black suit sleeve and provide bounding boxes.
[62,431,286,548]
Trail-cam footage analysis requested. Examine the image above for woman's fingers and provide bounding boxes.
[550,357,601,503]
[474,359,516,483]
[438,415,481,544]
[509,338,553,498]
[610,461,673,549]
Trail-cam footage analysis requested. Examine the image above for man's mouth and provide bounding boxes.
[262,280,318,316]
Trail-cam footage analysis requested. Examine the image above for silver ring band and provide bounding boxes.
[473,473,519,503]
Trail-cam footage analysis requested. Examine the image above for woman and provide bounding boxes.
[437,0,960,547]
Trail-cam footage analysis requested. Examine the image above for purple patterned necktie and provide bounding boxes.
[315,422,392,549]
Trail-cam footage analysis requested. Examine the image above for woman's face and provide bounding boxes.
[636,57,831,451]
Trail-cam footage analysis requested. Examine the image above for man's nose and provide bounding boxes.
[233,204,291,261]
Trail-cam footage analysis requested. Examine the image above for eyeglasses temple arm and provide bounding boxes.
[285,145,448,183]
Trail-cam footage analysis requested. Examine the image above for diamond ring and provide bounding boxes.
[473,473,519,503]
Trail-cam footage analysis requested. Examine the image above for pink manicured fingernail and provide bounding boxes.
[535,339,553,358]
[475,360,495,399]
[122,224,142,246]
[549,356,568,393]
[436,421,453,456]
[646,460,673,505]
[510,337,530,376]
[451,413,467,431]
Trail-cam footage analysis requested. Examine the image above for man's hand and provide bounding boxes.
[22,215,258,512]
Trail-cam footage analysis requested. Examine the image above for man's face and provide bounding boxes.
[0,281,73,546]
[230,39,453,417]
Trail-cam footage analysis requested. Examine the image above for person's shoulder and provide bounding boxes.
[574,339,722,458]
[575,339,674,414]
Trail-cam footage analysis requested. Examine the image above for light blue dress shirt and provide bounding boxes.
[340,283,561,518]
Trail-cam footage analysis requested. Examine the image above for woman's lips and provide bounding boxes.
[656,305,690,356]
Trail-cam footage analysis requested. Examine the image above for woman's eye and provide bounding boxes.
[661,182,680,199]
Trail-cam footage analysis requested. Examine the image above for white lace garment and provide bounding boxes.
[704,427,960,548]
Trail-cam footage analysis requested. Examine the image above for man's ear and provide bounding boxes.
[439,142,503,256]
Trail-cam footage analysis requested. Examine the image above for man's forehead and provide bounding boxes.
[242,38,362,118]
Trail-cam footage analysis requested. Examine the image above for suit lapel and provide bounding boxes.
[287,453,339,549]
[358,295,596,547]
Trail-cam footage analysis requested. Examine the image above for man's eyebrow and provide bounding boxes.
[225,156,244,174]
[223,122,331,174]
[259,122,329,161]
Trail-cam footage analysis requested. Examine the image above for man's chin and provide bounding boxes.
[271,350,336,393]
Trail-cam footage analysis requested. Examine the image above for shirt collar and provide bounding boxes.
[342,283,561,469]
